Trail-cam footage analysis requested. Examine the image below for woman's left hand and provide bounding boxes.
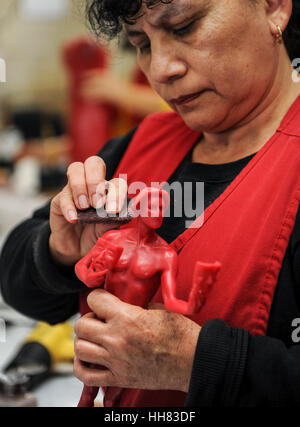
[74,289,201,392]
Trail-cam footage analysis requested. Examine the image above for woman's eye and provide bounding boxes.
[136,20,197,53]
[173,21,195,36]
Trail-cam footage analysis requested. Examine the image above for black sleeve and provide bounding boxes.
[185,206,300,407]
[185,319,249,407]
[0,129,136,325]
[186,318,300,407]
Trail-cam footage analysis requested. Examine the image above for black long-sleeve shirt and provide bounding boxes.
[1,128,300,407]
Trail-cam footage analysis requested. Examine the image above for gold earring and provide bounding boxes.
[275,25,283,44]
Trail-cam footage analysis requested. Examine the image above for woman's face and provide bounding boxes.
[126,0,280,132]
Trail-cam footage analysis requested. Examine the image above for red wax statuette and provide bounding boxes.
[75,187,221,407]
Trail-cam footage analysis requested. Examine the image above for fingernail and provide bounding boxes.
[68,210,77,221]
[106,201,117,213]
[92,193,104,208]
[78,195,89,209]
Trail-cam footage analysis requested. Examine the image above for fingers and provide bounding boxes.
[84,156,107,208]
[57,156,127,225]
[86,289,129,321]
[56,184,78,223]
[74,312,116,387]
[74,357,115,387]
[84,289,143,326]
[105,178,128,213]
[67,157,105,210]
[74,313,106,346]
[74,337,110,367]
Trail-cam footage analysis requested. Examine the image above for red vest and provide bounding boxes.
[82,95,300,407]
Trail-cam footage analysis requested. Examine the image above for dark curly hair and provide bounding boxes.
[86,0,171,38]
[86,0,300,61]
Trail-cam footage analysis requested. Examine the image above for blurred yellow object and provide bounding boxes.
[160,100,172,111]
[26,322,74,364]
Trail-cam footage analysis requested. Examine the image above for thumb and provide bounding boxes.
[87,288,124,320]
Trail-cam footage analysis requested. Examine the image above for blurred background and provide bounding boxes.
[0,0,167,407]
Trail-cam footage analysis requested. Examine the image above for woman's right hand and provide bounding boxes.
[49,156,127,267]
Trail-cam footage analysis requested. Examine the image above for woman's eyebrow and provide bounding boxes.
[126,5,190,38]
[126,0,210,37]
[151,2,193,26]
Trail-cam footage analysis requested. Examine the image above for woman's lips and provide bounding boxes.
[170,91,204,106]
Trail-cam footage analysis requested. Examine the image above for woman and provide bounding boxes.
[1,0,300,407]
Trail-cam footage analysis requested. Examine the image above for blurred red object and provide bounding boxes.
[62,37,115,163]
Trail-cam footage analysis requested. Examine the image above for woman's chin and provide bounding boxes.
[180,107,228,133]
[181,114,216,132]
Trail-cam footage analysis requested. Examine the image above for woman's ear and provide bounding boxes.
[264,0,292,35]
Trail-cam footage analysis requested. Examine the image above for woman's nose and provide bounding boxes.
[149,42,187,84]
